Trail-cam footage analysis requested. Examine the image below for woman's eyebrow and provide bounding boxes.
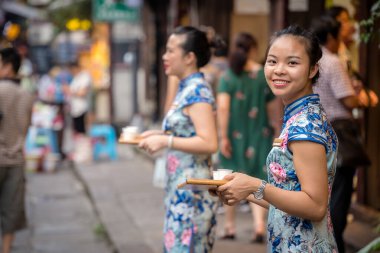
[287,56,301,60]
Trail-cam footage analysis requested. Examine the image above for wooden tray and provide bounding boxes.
[118,136,142,145]
[177,178,228,189]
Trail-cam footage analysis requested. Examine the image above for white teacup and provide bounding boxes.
[122,126,139,139]
[213,169,233,180]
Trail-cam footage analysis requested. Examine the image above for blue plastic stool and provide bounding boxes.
[89,124,118,161]
[25,126,59,154]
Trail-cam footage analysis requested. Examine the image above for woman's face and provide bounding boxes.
[264,35,317,105]
[162,34,187,77]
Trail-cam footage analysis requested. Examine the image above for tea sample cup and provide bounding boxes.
[122,126,139,140]
[213,169,233,180]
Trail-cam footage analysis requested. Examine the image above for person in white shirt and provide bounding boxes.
[68,61,92,136]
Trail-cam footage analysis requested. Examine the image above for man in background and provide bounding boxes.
[0,47,33,253]
[310,16,374,253]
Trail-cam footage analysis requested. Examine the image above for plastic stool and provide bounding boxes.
[89,124,118,160]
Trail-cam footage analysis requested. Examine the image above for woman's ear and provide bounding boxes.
[184,51,196,66]
[309,64,319,80]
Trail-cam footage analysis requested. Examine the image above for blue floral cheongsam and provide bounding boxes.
[162,72,218,253]
[266,94,338,252]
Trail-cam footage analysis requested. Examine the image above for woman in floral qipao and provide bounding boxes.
[139,26,220,253]
[216,26,338,252]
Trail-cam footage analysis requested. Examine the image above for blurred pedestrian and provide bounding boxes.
[217,32,277,243]
[139,26,221,252]
[68,61,92,137]
[215,25,338,252]
[310,15,376,253]
[37,65,71,159]
[200,26,229,97]
[0,47,34,253]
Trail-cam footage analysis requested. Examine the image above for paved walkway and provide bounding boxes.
[5,163,112,253]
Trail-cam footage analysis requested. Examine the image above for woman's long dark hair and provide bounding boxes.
[229,33,257,75]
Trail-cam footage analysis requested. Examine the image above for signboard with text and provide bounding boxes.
[93,0,139,22]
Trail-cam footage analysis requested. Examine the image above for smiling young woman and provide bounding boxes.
[216,26,339,252]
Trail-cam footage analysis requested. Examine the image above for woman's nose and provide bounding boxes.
[274,64,285,75]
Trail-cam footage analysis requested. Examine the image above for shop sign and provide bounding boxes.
[93,0,139,22]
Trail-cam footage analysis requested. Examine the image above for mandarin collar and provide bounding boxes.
[283,94,320,125]
[178,72,204,91]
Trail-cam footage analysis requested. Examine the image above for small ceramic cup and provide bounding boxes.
[213,169,233,180]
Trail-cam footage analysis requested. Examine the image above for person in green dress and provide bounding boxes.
[217,32,280,243]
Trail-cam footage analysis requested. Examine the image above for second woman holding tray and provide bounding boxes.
[139,26,222,253]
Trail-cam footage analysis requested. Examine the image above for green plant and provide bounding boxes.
[358,237,380,253]
[360,0,380,43]
[93,223,108,240]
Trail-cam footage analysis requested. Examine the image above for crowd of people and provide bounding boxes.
[0,4,379,253]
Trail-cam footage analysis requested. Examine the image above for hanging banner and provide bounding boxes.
[93,0,139,22]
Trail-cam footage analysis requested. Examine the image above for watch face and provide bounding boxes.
[254,191,263,200]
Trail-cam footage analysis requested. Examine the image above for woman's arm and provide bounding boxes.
[218,141,329,221]
[139,102,218,155]
[217,93,231,157]
[174,102,218,154]
[246,195,270,209]
[265,141,328,221]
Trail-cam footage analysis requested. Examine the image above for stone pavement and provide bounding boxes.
[3,163,112,253]
[75,144,380,253]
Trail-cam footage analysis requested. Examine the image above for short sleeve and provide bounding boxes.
[287,113,328,151]
[181,84,215,108]
[217,72,233,95]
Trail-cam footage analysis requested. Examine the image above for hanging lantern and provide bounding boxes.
[3,22,21,41]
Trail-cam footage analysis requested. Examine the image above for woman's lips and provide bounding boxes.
[272,79,289,88]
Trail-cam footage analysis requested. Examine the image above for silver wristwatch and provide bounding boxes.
[253,180,267,200]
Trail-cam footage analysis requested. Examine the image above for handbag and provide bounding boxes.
[152,154,167,188]
[331,119,371,168]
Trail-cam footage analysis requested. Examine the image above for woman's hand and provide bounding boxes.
[140,129,164,138]
[217,173,260,206]
[138,135,167,155]
[220,137,232,158]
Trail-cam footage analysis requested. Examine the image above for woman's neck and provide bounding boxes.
[179,66,198,80]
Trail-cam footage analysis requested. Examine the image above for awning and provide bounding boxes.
[1,1,47,20]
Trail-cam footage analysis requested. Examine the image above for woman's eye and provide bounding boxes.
[266,59,276,65]
[289,61,298,66]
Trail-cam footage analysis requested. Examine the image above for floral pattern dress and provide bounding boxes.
[218,68,275,179]
[162,72,218,253]
[266,94,338,252]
